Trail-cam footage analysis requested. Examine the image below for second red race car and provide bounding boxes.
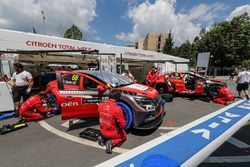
[46,70,165,130]
[146,71,234,105]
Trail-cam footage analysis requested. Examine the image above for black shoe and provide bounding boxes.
[105,140,112,154]
[17,117,25,124]
[246,95,249,100]
[13,110,19,118]
[97,135,105,146]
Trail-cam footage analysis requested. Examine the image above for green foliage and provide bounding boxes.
[163,31,174,54]
[64,25,83,40]
[194,13,250,68]
[242,59,250,67]
[172,13,250,68]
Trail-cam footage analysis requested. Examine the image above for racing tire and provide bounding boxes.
[207,84,221,99]
[47,93,60,114]
[156,84,168,94]
[116,102,133,130]
[161,93,173,102]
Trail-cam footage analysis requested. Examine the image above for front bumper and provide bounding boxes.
[133,104,165,130]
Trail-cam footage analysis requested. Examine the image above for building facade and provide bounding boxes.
[136,32,168,53]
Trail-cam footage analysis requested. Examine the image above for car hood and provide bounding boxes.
[117,84,158,99]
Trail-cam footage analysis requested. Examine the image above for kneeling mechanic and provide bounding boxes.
[98,90,127,154]
[19,91,56,121]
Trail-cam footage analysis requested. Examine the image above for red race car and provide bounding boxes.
[147,71,234,105]
[46,70,165,129]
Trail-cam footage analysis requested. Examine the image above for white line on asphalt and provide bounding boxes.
[61,119,81,128]
[39,120,129,154]
[160,133,167,136]
[227,137,250,148]
[159,126,179,130]
[204,156,250,163]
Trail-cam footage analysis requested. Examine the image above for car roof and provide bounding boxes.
[74,70,112,77]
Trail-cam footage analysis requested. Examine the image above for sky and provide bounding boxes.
[0,0,249,46]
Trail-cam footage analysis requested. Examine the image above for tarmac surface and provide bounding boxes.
[0,78,249,167]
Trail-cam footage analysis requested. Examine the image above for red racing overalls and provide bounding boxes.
[19,95,53,121]
[146,69,159,87]
[98,99,127,146]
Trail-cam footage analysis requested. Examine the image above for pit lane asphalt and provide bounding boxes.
[0,79,249,167]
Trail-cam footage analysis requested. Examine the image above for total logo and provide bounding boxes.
[61,102,79,107]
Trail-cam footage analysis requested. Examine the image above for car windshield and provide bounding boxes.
[76,70,133,87]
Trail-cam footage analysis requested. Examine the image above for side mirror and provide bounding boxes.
[97,85,105,92]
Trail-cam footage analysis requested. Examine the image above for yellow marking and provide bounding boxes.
[72,75,79,81]
[14,123,26,129]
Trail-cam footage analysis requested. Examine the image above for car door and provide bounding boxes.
[81,75,108,115]
[169,72,186,92]
[57,71,106,120]
[57,71,85,120]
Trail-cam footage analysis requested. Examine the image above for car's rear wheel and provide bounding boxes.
[47,93,60,114]
[116,102,133,130]
[207,85,221,99]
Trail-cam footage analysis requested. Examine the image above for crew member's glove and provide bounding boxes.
[26,87,31,94]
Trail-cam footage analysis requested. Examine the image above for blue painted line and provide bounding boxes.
[114,100,250,167]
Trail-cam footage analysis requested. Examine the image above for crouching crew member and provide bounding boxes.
[19,91,55,122]
[98,90,127,154]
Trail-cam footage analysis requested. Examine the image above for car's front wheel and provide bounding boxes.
[47,93,60,114]
[116,102,133,130]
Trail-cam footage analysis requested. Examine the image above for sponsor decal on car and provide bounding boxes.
[125,84,149,91]
[81,96,109,104]
[145,105,156,112]
[61,102,79,107]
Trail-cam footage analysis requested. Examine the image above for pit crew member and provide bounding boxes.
[19,91,56,121]
[146,66,159,86]
[98,90,126,154]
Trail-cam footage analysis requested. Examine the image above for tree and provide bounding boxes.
[163,31,174,54]
[64,24,83,40]
[194,13,250,69]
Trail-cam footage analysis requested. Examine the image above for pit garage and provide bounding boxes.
[0,29,189,87]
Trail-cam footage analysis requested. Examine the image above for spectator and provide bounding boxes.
[236,68,250,99]
[10,63,33,111]
[229,69,235,80]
